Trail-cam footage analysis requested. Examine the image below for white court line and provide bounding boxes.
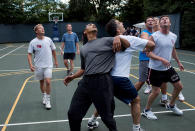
[0,46,10,51]
[0,67,81,72]
[0,45,25,59]
[133,55,195,66]
[0,108,194,127]
[132,55,195,75]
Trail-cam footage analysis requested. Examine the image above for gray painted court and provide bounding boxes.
[0,43,195,131]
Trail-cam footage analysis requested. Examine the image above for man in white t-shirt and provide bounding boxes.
[87,19,155,131]
[142,15,184,120]
[27,24,58,110]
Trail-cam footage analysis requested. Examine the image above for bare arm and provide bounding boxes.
[76,42,80,54]
[172,47,184,71]
[64,69,84,86]
[61,42,65,55]
[147,52,171,67]
[27,53,35,72]
[52,50,58,68]
[112,36,130,52]
[140,32,149,39]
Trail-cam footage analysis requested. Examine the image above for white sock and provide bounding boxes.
[46,94,50,100]
[43,92,46,97]
[162,94,167,100]
[133,124,140,129]
[91,114,97,121]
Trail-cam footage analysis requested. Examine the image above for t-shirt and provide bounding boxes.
[61,32,79,53]
[111,35,148,78]
[149,31,177,71]
[80,37,115,75]
[28,36,56,68]
[139,29,152,61]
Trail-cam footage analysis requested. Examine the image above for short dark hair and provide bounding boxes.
[106,19,117,37]
[159,15,170,22]
[66,24,72,28]
[145,16,153,23]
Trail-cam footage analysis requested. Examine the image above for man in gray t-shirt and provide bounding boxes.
[80,37,115,75]
[64,23,130,131]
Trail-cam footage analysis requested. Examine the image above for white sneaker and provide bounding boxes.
[87,119,99,129]
[142,109,157,120]
[45,96,51,110]
[166,104,183,115]
[159,98,169,106]
[178,92,185,102]
[133,127,145,131]
[42,94,46,105]
[144,85,152,94]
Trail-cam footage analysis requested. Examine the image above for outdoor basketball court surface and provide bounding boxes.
[0,43,195,131]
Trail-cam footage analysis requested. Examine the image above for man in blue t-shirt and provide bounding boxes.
[134,17,154,94]
[61,24,80,75]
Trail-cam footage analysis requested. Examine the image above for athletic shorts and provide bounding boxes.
[139,60,149,82]
[148,67,180,87]
[63,53,75,60]
[35,67,52,80]
[112,76,138,104]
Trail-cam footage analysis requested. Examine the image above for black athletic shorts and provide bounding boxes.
[63,53,75,60]
[148,67,180,87]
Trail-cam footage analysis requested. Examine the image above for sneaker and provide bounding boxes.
[166,104,183,115]
[87,120,99,130]
[69,72,74,76]
[178,92,185,102]
[144,85,152,94]
[133,127,145,131]
[142,109,157,120]
[67,69,70,76]
[42,94,46,105]
[160,98,169,106]
[45,96,51,110]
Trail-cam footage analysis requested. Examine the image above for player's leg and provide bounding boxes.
[69,53,75,75]
[166,81,183,115]
[112,76,143,131]
[91,74,117,131]
[63,53,70,74]
[44,68,52,110]
[142,69,162,120]
[160,82,169,106]
[35,68,46,105]
[68,79,92,131]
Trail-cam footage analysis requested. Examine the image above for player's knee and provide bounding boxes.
[45,80,51,86]
[177,83,183,91]
[152,88,160,96]
[132,96,140,104]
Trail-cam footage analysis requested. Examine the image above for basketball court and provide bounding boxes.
[0,42,195,131]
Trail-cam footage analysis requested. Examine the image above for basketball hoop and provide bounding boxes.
[48,12,63,23]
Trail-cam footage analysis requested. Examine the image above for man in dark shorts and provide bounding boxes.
[61,24,80,75]
[64,23,130,131]
[142,15,184,120]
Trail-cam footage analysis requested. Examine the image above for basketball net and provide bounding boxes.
[54,18,58,24]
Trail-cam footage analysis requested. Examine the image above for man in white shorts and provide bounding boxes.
[27,24,58,110]
[142,15,184,120]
